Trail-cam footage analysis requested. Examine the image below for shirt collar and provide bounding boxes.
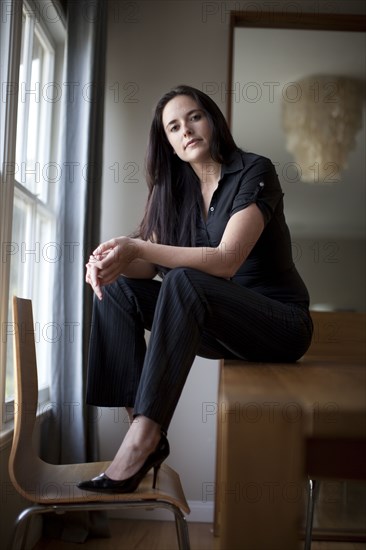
[220,148,244,178]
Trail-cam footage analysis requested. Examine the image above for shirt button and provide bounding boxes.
[259,181,264,187]
[210,206,215,212]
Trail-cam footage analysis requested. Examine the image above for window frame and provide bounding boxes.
[0,0,66,431]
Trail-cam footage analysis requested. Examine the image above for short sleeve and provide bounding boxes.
[230,156,283,226]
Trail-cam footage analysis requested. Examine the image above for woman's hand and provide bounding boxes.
[85,237,139,300]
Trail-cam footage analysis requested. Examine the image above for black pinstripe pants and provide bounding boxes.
[86,267,313,432]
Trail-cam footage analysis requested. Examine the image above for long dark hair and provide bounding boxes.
[137,85,237,246]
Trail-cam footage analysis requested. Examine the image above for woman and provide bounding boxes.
[78,85,313,493]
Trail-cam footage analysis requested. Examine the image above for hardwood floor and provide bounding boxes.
[34,519,366,550]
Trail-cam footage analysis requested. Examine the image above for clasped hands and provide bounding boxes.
[85,236,139,300]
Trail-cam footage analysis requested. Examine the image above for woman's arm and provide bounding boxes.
[88,203,264,299]
[139,203,264,278]
[115,258,158,279]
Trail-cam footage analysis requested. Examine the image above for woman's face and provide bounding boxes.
[162,95,213,165]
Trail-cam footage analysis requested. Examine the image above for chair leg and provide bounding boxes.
[172,505,191,550]
[304,478,319,550]
[8,505,54,550]
[9,507,33,550]
[9,501,191,550]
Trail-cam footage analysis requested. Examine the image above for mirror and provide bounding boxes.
[229,12,366,312]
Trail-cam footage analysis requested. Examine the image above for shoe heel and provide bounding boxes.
[152,464,161,489]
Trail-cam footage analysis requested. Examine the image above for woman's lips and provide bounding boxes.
[185,138,201,149]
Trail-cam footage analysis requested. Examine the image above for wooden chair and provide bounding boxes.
[8,296,191,550]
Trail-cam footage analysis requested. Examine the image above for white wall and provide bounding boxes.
[98,0,229,519]
[97,0,366,520]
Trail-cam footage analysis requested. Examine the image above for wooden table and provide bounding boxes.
[214,312,366,550]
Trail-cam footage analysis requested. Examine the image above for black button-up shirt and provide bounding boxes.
[195,149,310,307]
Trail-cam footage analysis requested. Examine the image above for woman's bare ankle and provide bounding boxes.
[105,416,162,480]
[129,415,161,447]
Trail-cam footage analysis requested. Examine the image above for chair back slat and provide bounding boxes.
[10,297,39,459]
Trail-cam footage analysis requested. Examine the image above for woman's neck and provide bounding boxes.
[190,160,222,187]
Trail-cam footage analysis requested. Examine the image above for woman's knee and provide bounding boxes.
[163,266,190,280]
[96,276,143,315]
[162,267,205,290]
[163,267,208,282]
[161,268,212,310]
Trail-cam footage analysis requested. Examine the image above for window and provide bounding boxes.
[1,0,66,426]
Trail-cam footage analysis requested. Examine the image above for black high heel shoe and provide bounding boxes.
[77,434,170,494]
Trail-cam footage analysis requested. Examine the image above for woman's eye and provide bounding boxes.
[191,113,201,121]
[170,125,179,132]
